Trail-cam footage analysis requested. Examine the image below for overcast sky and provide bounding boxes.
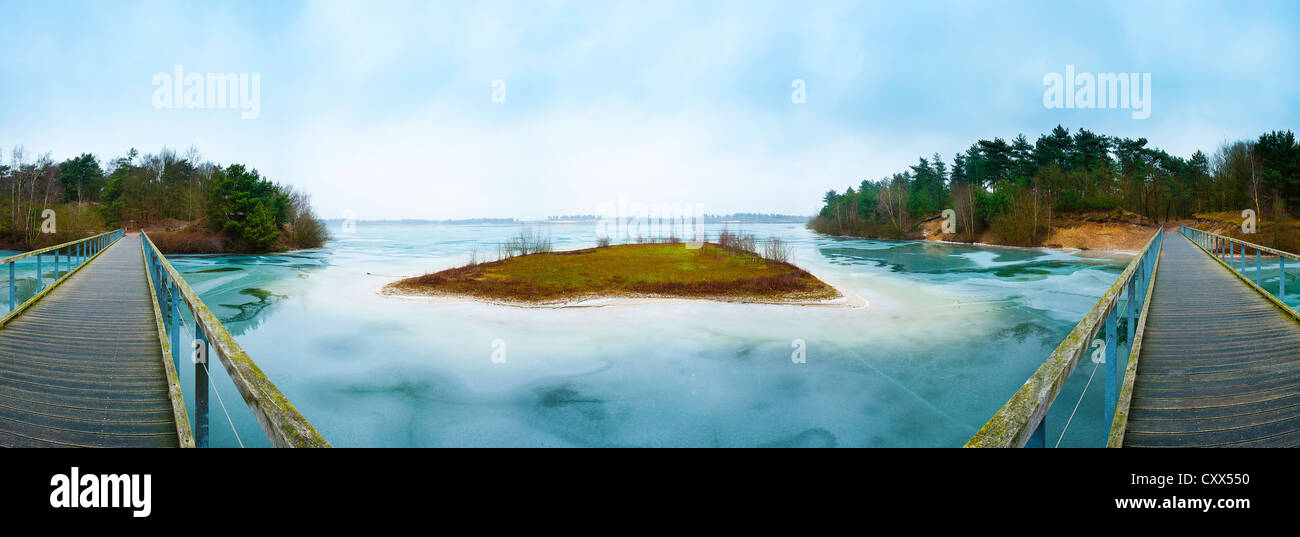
[2,0,1297,220]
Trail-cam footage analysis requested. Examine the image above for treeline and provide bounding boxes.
[0,146,326,252]
[812,126,1300,246]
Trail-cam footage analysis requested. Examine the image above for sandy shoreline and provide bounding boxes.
[921,237,1140,256]
[378,280,869,310]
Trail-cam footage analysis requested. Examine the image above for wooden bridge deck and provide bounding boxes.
[0,234,178,447]
[1124,231,1300,447]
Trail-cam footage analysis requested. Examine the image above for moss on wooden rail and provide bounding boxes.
[1185,228,1300,324]
[1105,234,1163,448]
[1190,227,1300,261]
[143,231,330,448]
[0,229,120,265]
[965,230,1162,448]
[0,230,124,330]
[141,237,197,448]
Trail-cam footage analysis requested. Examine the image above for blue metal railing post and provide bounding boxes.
[170,281,181,372]
[36,255,42,290]
[1282,257,1287,299]
[1105,303,1119,423]
[1127,275,1137,348]
[154,254,164,312]
[161,273,170,338]
[1256,248,1262,285]
[1027,420,1045,448]
[194,322,210,449]
[7,262,13,311]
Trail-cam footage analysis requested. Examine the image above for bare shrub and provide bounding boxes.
[596,236,611,248]
[148,230,226,254]
[499,225,553,258]
[717,227,757,253]
[284,188,329,248]
[762,238,791,263]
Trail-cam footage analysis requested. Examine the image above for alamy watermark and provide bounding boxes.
[41,208,56,233]
[1043,65,1151,120]
[491,79,506,104]
[152,65,261,119]
[791,338,806,364]
[491,339,507,364]
[594,199,706,245]
[50,467,151,518]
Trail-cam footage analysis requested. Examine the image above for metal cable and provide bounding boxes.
[199,358,245,448]
[1055,360,1100,448]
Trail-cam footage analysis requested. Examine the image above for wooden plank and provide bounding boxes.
[1125,414,1300,447]
[1130,391,1300,421]
[0,393,177,423]
[0,235,180,447]
[1126,403,1300,433]
[1124,232,1300,447]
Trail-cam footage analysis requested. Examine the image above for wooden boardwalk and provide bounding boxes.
[0,234,179,447]
[1124,231,1300,447]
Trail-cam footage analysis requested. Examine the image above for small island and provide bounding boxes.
[383,231,843,307]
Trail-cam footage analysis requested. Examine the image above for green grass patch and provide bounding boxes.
[386,243,838,303]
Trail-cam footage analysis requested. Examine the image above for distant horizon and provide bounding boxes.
[320,212,814,224]
[3,121,1290,222]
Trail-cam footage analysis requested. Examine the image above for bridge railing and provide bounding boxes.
[1180,226,1298,311]
[141,231,330,448]
[1,229,125,324]
[966,230,1163,448]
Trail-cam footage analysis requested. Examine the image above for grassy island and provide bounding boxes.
[385,239,839,305]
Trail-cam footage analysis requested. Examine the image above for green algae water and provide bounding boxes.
[99,223,1154,447]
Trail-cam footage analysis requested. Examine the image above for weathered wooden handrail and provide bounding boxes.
[0,229,121,264]
[1183,225,1300,261]
[1181,226,1296,310]
[2,229,124,323]
[141,231,331,448]
[966,229,1162,448]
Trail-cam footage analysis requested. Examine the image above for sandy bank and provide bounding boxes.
[378,280,869,310]
[920,214,1157,252]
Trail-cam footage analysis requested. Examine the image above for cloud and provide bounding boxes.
[2,0,1298,220]
[286,101,937,220]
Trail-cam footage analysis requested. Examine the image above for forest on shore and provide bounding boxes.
[811,126,1300,250]
[0,145,326,253]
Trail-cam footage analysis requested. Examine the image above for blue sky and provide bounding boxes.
[1,0,1297,219]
